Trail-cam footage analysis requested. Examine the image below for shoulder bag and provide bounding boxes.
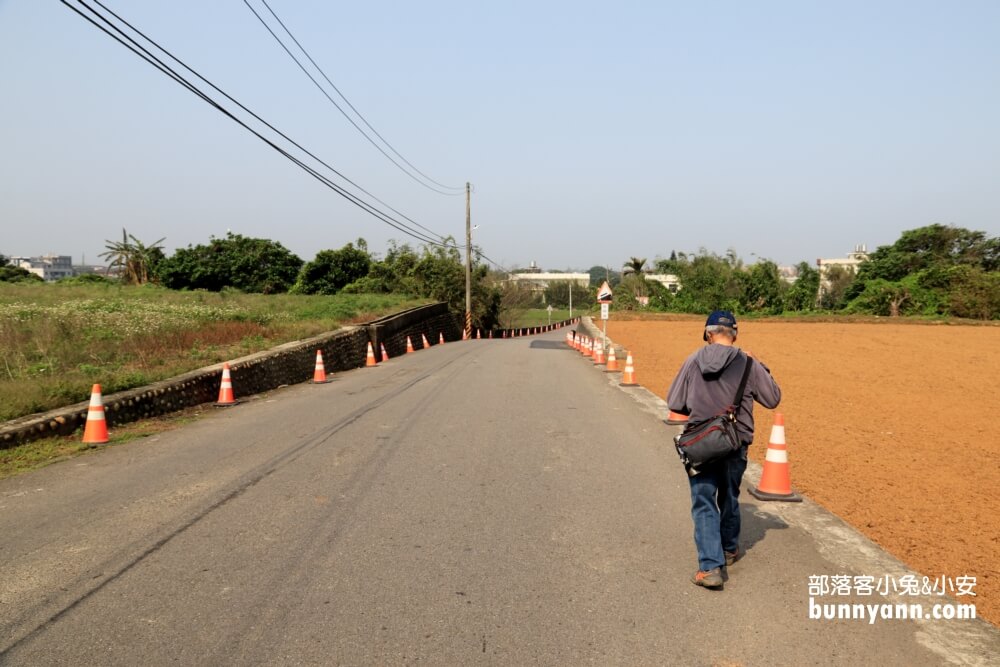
[673,357,754,474]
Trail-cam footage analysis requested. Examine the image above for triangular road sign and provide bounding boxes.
[597,281,613,303]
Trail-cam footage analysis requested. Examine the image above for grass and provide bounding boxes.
[506,308,575,328]
[0,282,426,422]
[0,406,204,480]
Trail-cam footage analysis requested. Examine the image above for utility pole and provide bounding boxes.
[464,182,472,339]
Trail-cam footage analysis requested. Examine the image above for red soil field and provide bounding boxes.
[604,316,1000,627]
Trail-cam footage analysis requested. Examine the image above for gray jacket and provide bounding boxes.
[666,344,781,445]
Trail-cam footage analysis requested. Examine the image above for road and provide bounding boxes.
[0,329,991,665]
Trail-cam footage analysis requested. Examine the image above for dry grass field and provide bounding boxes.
[604,316,999,626]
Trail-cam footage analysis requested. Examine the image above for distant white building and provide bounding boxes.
[817,244,868,299]
[646,273,681,293]
[8,254,75,281]
[507,271,590,291]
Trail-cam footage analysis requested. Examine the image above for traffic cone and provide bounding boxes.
[406,336,415,354]
[421,333,431,349]
[619,352,638,386]
[215,363,238,405]
[380,342,390,361]
[666,409,689,425]
[604,345,620,372]
[477,329,481,339]
[82,383,109,444]
[489,330,493,339]
[312,350,331,384]
[593,340,606,365]
[566,330,573,346]
[749,414,803,502]
[439,332,446,345]
[366,342,378,367]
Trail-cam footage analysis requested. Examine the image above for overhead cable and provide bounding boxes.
[63,0,458,249]
[244,0,465,196]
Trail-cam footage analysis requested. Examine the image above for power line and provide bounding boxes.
[64,0,458,250]
[244,0,464,196]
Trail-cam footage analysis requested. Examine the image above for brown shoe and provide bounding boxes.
[692,567,723,588]
[725,549,741,567]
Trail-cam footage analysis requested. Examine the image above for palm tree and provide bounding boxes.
[100,228,165,285]
[622,257,648,277]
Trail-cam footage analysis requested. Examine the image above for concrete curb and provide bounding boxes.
[574,316,1000,665]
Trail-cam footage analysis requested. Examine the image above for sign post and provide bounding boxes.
[597,281,613,355]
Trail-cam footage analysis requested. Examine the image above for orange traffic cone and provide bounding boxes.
[666,409,689,425]
[749,414,803,502]
[82,383,109,443]
[380,342,390,361]
[565,331,573,347]
[477,329,481,340]
[215,363,238,405]
[312,350,331,384]
[439,332,446,345]
[489,330,493,339]
[619,352,638,386]
[366,342,378,367]
[604,345,619,372]
[593,340,605,365]
[421,333,431,349]
[406,336,415,354]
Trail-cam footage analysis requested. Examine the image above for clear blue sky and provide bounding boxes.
[2,0,998,271]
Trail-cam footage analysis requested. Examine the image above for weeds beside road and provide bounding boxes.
[0,282,424,422]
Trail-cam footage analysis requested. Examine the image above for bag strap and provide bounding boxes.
[730,356,754,418]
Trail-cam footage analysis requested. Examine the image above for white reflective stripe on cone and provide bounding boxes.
[765,448,788,464]
[87,409,105,422]
[770,425,786,445]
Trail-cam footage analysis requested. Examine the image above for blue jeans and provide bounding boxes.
[688,449,748,571]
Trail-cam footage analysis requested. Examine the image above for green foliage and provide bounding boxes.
[543,281,594,309]
[784,262,820,311]
[845,224,999,318]
[819,265,856,310]
[158,232,302,294]
[0,264,43,283]
[664,249,743,313]
[57,273,113,285]
[293,241,372,295]
[100,229,165,285]
[736,260,785,315]
[588,265,621,288]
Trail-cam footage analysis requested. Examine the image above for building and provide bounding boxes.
[507,271,590,292]
[8,254,76,281]
[645,273,681,293]
[817,244,868,299]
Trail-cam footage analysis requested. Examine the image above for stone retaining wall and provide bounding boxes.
[0,303,453,450]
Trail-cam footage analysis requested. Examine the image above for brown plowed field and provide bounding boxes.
[603,316,999,626]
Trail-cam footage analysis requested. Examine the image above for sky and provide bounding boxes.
[1,0,998,272]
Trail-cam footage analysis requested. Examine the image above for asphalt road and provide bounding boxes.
[0,330,988,665]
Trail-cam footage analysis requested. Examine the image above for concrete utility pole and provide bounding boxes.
[465,182,472,338]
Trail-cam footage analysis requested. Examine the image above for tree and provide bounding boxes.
[737,260,784,314]
[622,257,648,277]
[666,249,743,314]
[293,241,372,295]
[845,225,999,318]
[588,265,620,288]
[818,265,855,310]
[100,229,165,285]
[0,255,43,283]
[158,232,302,293]
[543,281,594,309]
[784,262,820,312]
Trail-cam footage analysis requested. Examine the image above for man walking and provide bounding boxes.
[666,311,781,588]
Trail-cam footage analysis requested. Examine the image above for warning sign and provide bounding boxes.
[597,281,613,303]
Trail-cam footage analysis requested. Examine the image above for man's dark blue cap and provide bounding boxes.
[703,310,738,341]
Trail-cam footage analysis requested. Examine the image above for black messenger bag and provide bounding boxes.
[673,357,754,474]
